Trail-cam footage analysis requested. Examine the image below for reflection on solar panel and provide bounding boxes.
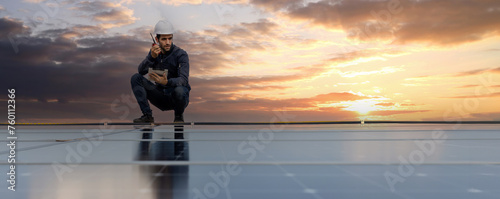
[0,122,499,198]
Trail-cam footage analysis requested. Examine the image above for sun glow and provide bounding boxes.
[325,99,387,115]
[343,101,378,115]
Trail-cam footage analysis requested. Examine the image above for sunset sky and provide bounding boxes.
[1,0,499,123]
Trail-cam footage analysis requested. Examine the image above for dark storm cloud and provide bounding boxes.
[0,19,152,121]
[0,17,29,37]
[251,0,500,46]
[71,1,136,28]
[0,17,146,104]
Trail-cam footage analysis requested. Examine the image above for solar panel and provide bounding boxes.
[0,123,499,198]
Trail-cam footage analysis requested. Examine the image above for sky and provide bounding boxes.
[0,0,499,123]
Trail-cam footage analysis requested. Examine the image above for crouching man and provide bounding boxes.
[131,20,190,123]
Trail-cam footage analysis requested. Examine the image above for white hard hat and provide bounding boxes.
[154,20,175,35]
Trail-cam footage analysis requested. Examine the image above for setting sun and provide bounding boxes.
[340,100,381,115]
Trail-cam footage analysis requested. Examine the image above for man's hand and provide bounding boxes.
[151,44,161,58]
[149,72,168,86]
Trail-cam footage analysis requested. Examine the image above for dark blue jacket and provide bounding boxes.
[138,44,191,90]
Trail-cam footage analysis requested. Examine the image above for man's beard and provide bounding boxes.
[161,45,171,53]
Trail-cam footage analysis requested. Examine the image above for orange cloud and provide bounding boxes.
[189,90,370,114]
[370,110,430,116]
[400,103,416,107]
[376,102,396,106]
[312,92,369,103]
[186,92,368,121]
[253,0,500,46]
[456,84,480,89]
[290,48,405,80]
[405,67,500,83]
[452,67,500,77]
[443,92,500,99]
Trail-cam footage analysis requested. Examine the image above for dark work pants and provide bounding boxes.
[130,73,189,116]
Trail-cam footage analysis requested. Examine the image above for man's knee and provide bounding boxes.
[173,86,189,100]
[130,73,143,86]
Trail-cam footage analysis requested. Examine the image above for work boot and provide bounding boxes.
[133,114,154,123]
[174,114,184,123]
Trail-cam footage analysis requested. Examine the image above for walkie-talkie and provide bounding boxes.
[150,33,161,54]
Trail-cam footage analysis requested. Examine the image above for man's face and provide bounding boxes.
[156,34,173,53]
